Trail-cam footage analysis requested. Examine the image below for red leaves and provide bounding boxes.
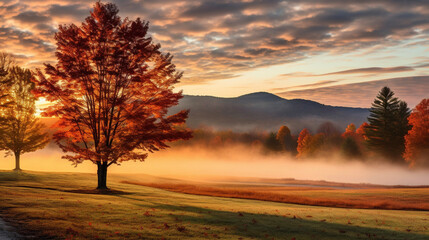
[404,98,429,165]
[33,1,192,180]
[297,128,311,158]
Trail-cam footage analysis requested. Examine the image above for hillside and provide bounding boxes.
[170,92,369,133]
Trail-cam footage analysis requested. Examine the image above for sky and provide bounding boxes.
[1,0,429,107]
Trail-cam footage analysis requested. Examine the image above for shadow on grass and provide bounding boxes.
[117,194,428,240]
[9,185,132,196]
[0,171,37,182]
[65,189,131,195]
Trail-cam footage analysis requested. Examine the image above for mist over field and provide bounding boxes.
[2,143,428,186]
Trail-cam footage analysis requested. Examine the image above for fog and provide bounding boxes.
[1,144,429,186]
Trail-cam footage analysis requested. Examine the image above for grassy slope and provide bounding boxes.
[0,171,428,240]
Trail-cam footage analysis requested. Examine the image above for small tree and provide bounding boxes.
[341,137,361,158]
[404,99,429,166]
[34,2,191,189]
[297,128,311,158]
[365,86,411,160]
[341,123,362,158]
[276,125,296,152]
[0,66,49,171]
[342,124,356,138]
[264,132,282,152]
[356,122,369,140]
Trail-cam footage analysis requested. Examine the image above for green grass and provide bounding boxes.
[0,170,428,239]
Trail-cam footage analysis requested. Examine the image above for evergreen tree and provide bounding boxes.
[365,86,411,160]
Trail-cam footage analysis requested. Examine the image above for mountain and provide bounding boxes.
[169,92,369,133]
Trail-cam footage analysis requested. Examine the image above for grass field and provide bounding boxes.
[122,178,429,211]
[0,171,429,240]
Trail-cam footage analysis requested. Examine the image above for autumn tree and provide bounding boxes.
[365,87,411,160]
[0,66,49,171]
[0,52,14,109]
[341,124,362,158]
[276,125,296,152]
[403,99,429,166]
[342,124,356,138]
[356,122,369,140]
[297,128,315,158]
[33,2,191,189]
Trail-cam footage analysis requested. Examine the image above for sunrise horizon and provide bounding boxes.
[1,1,429,240]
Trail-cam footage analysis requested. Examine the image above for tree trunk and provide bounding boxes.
[97,162,108,190]
[13,151,21,171]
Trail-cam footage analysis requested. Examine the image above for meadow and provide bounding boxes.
[122,179,429,211]
[0,171,429,239]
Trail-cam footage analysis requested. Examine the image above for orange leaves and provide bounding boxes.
[296,128,325,158]
[342,123,356,138]
[356,122,369,140]
[297,128,311,158]
[404,98,429,165]
[32,2,191,188]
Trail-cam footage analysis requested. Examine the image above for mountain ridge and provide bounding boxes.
[170,92,369,133]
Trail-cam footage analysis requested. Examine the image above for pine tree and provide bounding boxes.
[365,86,410,160]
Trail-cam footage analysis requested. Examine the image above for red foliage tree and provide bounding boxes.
[356,122,369,140]
[404,99,429,166]
[342,124,356,138]
[33,2,191,189]
[297,128,311,158]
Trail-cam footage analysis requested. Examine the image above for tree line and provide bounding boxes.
[265,86,429,166]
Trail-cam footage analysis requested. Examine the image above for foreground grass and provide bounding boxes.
[0,171,428,239]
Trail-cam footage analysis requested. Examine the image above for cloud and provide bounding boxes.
[13,11,51,23]
[0,0,428,85]
[271,80,339,92]
[319,66,415,76]
[276,76,429,108]
[280,66,415,78]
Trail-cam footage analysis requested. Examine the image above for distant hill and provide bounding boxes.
[169,92,369,133]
